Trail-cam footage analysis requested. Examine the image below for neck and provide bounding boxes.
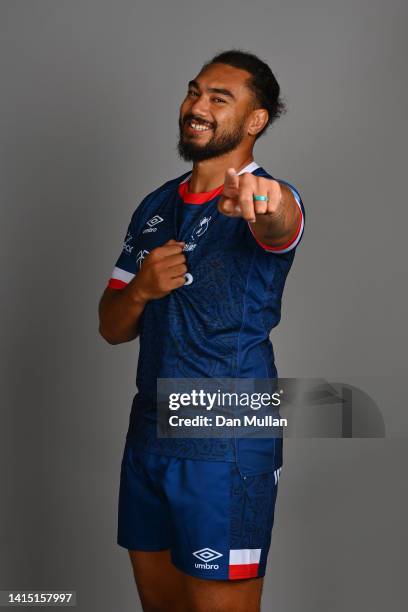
[187,150,255,193]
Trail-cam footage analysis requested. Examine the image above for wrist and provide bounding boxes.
[128,278,149,306]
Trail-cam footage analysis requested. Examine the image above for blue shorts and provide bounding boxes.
[117,442,281,580]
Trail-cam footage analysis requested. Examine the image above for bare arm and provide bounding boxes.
[98,281,147,345]
[98,239,186,345]
[249,182,301,247]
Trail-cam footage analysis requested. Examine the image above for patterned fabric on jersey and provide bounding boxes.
[107,161,305,475]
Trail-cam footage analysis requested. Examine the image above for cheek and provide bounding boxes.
[179,102,186,121]
[179,100,189,118]
[218,113,243,134]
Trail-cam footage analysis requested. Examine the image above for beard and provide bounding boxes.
[177,114,246,162]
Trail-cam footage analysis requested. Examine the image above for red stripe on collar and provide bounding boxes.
[178,180,224,204]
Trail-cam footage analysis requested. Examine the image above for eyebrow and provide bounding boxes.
[187,80,236,100]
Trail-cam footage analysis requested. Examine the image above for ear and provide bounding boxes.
[247,109,269,136]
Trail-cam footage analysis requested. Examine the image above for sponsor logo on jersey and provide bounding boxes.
[123,230,134,253]
[193,548,223,570]
[183,243,197,252]
[136,249,149,269]
[143,215,164,233]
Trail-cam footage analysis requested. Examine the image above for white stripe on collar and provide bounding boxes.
[237,160,260,175]
[180,160,260,184]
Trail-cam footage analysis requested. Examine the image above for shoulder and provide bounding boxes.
[128,170,191,230]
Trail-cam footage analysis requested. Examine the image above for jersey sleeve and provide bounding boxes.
[106,211,140,290]
[105,176,191,290]
[247,181,305,254]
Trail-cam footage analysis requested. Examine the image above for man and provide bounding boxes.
[99,50,305,612]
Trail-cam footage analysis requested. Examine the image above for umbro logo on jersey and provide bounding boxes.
[147,215,164,226]
[193,548,223,570]
[136,249,149,268]
[143,215,164,233]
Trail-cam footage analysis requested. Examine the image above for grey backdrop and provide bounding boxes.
[1,1,407,611]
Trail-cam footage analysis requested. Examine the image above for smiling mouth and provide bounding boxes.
[185,118,213,133]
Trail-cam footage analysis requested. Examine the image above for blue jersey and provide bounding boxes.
[107,161,305,475]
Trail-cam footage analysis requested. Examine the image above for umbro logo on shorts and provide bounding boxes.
[193,548,223,570]
[193,548,223,562]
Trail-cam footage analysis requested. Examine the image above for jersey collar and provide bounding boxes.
[178,161,260,205]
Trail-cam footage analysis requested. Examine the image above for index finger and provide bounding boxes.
[222,167,239,198]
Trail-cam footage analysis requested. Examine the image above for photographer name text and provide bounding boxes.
[168,415,287,427]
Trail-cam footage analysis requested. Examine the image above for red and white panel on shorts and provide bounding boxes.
[229,548,262,580]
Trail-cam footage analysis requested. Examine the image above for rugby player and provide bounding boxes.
[99,49,305,612]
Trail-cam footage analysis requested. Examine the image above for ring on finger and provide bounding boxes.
[253,194,269,202]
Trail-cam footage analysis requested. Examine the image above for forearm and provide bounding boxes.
[98,278,148,345]
[250,183,301,247]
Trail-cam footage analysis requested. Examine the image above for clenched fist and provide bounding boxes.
[133,239,187,302]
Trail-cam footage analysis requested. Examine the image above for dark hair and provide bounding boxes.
[202,49,286,139]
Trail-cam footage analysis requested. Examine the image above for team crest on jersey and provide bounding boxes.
[192,216,212,239]
[123,230,134,253]
[143,215,164,233]
[136,249,149,268]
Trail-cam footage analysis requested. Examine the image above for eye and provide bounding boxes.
[212,97,226,104]
[188,89,199,97]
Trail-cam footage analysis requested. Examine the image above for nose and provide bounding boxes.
[190,94,211,118]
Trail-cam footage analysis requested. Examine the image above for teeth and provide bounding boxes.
[190,121,211,131]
